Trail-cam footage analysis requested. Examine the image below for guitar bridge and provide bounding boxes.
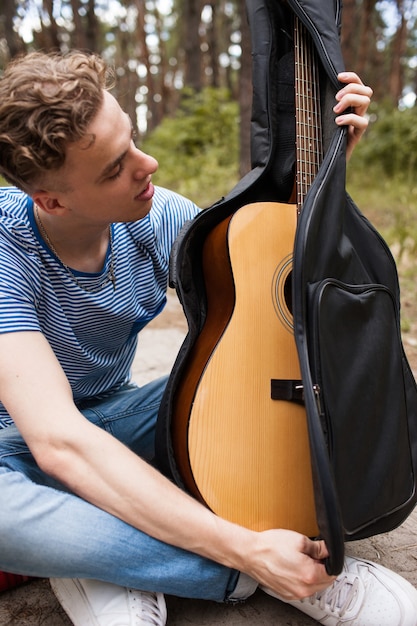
[271,379,304,404]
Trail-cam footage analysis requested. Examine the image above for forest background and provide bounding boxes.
[1,0,417,357]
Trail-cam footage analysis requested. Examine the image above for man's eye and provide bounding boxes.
[107,163,124,180]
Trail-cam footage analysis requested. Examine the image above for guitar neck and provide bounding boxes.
[294,16,323,211]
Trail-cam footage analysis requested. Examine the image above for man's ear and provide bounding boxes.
[32,192,66,215]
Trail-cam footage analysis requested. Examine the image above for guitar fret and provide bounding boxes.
[294,16,323,212]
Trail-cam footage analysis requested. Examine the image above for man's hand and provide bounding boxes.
[334,71,373,160]
[240,528,335,600]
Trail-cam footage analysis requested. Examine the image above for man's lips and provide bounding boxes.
[135,181,154,201]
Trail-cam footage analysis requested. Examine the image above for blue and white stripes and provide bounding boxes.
[0,186,199,428]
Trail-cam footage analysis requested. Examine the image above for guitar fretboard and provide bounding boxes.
[294,17,323,211]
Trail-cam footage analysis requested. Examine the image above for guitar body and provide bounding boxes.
[172,202,318,536]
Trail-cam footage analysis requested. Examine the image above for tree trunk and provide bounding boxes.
[183,0,202,90]
[1,0,26,58]
[86,0,101,52]
[389,0,408,105]
[207,2,219,87]
[36,0,60,50]
[136,0,160,131]
[356,0,376,78]
[69,0,89,49]
[341,0,358,69]
[238,0,252,177]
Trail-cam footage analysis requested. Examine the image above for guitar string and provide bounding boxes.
[294,17,322,210]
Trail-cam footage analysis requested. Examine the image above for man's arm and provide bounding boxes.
[0,329,335,600]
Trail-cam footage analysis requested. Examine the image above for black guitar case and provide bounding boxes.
[155,0,417,575]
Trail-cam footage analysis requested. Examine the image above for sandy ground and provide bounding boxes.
[1,289,417,625]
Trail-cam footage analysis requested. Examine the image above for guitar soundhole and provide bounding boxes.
[284,271,293,314]
[272,254,294,332]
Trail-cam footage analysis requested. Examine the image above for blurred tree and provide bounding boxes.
[341,0,417,107]
[182,0,203,90]
[237,0,252,176]
[1,0,417,176]
[1,0,26,58]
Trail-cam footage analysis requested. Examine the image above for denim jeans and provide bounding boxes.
[0,377,242,601]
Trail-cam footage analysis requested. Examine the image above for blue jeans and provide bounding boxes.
[0,378,241,601]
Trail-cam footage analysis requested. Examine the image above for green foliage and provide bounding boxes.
[346,102,417,334]
[351,101,417,182]
[141,87,239,208]
[347,101,417,245]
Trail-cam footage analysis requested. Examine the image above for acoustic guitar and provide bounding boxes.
[171,15,322,536]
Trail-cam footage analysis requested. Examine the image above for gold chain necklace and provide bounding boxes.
[34,204,116,293]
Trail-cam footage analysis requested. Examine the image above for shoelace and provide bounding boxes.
[304,575,359,617]
[129,590,165,626]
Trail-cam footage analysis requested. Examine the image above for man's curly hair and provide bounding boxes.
[0,50,114,193]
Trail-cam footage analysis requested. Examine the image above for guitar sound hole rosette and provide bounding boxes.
[272,254,294,333]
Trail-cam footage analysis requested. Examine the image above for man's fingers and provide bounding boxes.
[303,538,329,562]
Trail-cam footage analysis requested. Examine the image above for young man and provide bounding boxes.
[0,50,415,626]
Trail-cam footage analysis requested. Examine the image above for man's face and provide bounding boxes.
[52,90,159,225]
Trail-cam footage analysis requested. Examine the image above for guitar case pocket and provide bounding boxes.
[309,280,415,536]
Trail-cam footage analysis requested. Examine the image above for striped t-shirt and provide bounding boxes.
[0,186,199,428]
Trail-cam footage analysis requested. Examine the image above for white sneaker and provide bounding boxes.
[261,556,417,625]
[50,578,167,626]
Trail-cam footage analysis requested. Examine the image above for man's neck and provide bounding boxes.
[34,204,111,273]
